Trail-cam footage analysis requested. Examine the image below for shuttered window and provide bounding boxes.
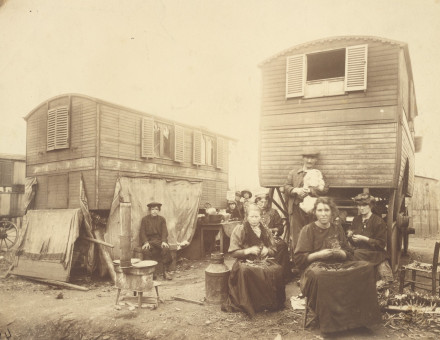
[174,124,185,162]
[286,54,306,98]
[193,130,202,165]
[344,44,368,92]
[47,106,70,151]
[216,137,225,169]
[286,44,368,98]
[141,117,154,158]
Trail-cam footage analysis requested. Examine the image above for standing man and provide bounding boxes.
[284,148,328,257]
[139,201,173,280]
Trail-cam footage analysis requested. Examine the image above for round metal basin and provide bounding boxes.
[113,259,157,292]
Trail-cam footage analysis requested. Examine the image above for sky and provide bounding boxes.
[1,0,439,189]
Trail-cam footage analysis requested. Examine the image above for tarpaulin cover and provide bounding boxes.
[106,177,202,259]
[11,209,82,281]
[23,177,37,213]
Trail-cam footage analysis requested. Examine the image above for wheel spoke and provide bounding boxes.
[6,229,17,237]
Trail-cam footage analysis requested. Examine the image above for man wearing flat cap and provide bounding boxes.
[139,201,173,280]
[284,148,329,258]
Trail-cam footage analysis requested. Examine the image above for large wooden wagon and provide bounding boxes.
[0,153,25,251]
[258,36,421,272]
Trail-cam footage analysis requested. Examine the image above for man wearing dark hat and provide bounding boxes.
[284,148,328,258]
[139,201,173,280]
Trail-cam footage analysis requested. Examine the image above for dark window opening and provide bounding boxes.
[307,49,346,81]
[154,122,173,158]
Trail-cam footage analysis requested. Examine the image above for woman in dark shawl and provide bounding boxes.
[222,204,286,316]
[294,197,381,334]
[348,193,393,286]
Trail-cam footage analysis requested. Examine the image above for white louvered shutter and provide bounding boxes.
[55,106,69,149]
[47,109,57,151]
[345,44,368,92]
[286,54,306,98]
[141,117,154,158]
[193,130,202,165]
[216,137,225,169]
[174,124,185,162]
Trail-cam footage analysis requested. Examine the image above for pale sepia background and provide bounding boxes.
[1,0,439,189]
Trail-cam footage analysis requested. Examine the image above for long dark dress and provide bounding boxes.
[349,214,389,266]
[294,222,381,333]
[260,208,291,283]
[222,222,286,316]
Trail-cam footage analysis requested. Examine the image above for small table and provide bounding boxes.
[200,223,224,255]
[199,221,241,256]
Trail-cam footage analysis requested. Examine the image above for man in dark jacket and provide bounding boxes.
[139,201,173,280]
[284,148,328,257]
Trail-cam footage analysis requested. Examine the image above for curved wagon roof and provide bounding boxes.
[259,35,418,118]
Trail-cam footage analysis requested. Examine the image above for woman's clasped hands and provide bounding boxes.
[245,245,269,257]
[316,248,346,260]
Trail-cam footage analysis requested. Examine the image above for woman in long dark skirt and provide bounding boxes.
[348,193,394,287]
[293,197,381,334]
[222,204,286,317]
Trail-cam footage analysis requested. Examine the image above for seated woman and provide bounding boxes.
[294,197,381,334]
[226,200,243,221]
[255,193,291,283]
[222,204,286,316]
[348,193,393,287]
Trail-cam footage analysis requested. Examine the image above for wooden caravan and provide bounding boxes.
[24,94,232,211]
[259,36,420,272]
[0,153,25,251]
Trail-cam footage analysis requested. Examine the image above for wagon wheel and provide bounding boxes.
[0,220,19,251]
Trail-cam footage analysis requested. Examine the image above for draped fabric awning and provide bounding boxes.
[106,177,202,259]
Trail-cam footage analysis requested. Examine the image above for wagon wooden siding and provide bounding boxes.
[260,122,397,187]
[259,36,418,192]
[25,94,231,211]
[398,50,416,195]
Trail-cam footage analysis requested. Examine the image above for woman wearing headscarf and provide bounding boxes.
[222,204,286,316]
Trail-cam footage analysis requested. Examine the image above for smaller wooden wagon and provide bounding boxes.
[0,153,26,251]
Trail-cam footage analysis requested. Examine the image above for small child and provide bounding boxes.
[299,169,326,213]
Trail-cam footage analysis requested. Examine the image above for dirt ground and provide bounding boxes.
[0,239,439,340]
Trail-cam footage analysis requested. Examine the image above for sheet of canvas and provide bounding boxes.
[106,177,202,259]
[11,209,82,282]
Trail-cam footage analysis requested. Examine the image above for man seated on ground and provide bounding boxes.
[139,201,173,280]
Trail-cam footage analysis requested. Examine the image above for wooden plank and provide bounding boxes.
[19,276,89,291]
[80,236,114,248]
[11,259,70,282]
